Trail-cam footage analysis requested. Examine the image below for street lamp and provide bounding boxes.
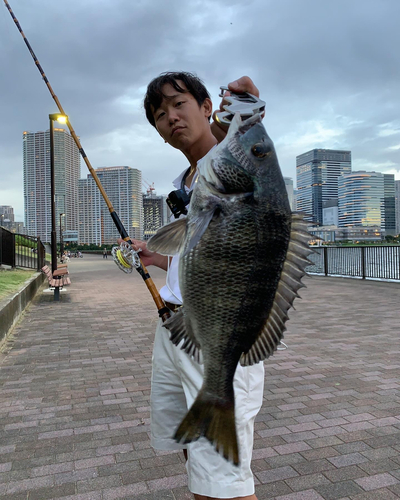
[59,213,65,258]
[49,113,68,275]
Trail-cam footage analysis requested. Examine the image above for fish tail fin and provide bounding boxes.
[174,391,239,466]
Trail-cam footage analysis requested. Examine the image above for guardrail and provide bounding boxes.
[0,227,45,270]
[307,246,400,281]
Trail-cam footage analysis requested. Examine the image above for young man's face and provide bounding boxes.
[152,81,213,152]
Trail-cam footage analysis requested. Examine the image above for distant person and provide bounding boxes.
[103,248,108,259]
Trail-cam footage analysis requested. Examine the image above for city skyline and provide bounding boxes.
[1,1,399,221]
[3,125,398,242]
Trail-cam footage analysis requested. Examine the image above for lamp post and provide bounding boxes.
[49,113,68,275]
[49,113,68,301]
[59,212,65,258]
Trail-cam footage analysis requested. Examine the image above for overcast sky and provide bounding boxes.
[1,0,399,221]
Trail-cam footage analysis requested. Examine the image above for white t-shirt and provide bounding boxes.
[159,168,197,305]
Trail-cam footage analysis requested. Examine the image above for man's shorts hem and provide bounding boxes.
[189,475,255,498]
[151,436,186,451]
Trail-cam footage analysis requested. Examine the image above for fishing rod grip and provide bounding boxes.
[110,212,171,322]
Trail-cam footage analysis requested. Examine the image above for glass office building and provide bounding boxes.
[338,171,395,234]
[396,180,400,235]
[296,149,351,224]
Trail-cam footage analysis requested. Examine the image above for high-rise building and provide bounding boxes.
[23,128,80,241]
[142,193,169,241]
[0,206,15,224]
[383,174,396,235]
[0,206,25,233]
[78,176,102,245]
[78,166,142,245]
[296,149,351,224]
[338,171,396,233]
[322,199,338,226]
[283,177,294,210]
[395,180,400,235]
[293,189,298,211]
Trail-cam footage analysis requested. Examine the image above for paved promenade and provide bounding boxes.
[0,254,400,500]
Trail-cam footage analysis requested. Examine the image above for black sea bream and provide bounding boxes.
[148,113,312,465]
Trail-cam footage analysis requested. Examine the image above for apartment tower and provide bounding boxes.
[23,128,80,241]
[78,166,142,245]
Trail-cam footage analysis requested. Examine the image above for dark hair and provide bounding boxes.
[144,71,211,128]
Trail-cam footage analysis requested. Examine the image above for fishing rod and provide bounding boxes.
[4,0,171,322]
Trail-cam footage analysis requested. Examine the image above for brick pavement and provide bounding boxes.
[0,254,399,499]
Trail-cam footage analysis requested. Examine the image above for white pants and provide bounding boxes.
[150,318,265,498]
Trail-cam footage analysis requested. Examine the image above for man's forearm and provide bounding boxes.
[150,254,169,271]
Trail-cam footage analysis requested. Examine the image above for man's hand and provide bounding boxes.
[117,238,168,271]
[210,76,262,143]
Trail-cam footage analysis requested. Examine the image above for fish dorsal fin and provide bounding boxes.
[163,307,202,363]
[240,212,313,366]
[147,218,187,255]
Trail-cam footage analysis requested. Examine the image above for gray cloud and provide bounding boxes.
[1,0,399,221]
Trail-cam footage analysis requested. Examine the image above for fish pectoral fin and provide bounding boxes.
[183,204,219,256]
[163,307,201,362]
[147,218,187,255]
[240,212,313,366]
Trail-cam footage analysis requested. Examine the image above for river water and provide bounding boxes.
[307,246,400,281]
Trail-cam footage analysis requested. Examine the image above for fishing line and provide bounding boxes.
[3,0,171,322]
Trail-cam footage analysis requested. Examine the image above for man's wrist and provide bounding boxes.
[210,121,228,143]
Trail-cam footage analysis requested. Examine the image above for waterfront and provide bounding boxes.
[308,245,400,281]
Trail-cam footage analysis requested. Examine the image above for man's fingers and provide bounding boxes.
[117,237,141,252]
[219,91,232,111]
[228,76,259,97]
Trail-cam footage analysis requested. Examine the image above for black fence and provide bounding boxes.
[307,246,400,281]
[0,227,45,271]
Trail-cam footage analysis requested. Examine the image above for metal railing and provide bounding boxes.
[307,246,400,281]
[0,227,46,271]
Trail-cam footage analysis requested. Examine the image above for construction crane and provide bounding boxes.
[143,180,156,196]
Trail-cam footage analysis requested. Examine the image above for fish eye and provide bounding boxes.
[251,142,271,158]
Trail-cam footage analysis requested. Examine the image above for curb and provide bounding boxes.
[0,272,45,345]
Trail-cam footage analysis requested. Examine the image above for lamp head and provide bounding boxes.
[49,113,68,123]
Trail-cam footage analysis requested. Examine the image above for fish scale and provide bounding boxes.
[148,112,313,465]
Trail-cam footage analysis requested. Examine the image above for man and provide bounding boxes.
[125,73,264,500]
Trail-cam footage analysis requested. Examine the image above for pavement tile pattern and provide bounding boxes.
[0,255,399,499]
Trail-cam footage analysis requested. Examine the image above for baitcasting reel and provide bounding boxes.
[111,241,141,274]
